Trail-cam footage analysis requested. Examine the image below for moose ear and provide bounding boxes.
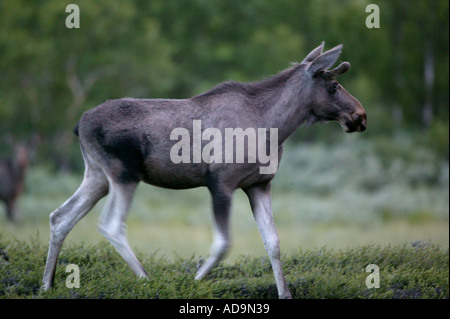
[307,44,343,76]
[301,42,325,64]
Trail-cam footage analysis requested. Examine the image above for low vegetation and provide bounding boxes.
[0,236,447,299]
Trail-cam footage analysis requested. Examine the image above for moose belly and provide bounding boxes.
[141,160,208,189]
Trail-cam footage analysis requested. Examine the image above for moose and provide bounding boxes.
[0,136,38,224]
[42,43,366,298]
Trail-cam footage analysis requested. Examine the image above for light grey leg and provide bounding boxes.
[42,167,108,290]
[245,183,292,299]
[195,189,232,280]
[97,180,148,278]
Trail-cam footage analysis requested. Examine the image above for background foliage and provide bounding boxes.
[0,0,448,169]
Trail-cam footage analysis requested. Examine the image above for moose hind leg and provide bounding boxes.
[196,189,232,280]
[97,180,148,278]
[42,167,108,290]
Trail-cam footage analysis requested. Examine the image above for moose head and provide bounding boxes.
[302,42,367,133]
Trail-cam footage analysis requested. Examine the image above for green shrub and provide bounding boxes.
[0,236,447,299]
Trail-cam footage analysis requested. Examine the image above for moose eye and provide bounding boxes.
[329,82,339,94]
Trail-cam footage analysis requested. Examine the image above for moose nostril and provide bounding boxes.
[352,112,367,124]
[359,116,367,132]
[351,113,360,122]
[351,112,367,132]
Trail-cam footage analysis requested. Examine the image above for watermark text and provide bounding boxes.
[170,120,279,174]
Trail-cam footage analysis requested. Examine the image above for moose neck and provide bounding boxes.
[257,65,313,144]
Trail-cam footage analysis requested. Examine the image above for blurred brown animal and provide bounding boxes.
[0,136,38,223]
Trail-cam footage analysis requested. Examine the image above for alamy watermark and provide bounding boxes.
[65,264,80,288]
[65,3,380,30]
[365,4,380,29]
[365,264,380,288]
[63,262,380,289]
[65,4,80,29]
[169,120,279,174]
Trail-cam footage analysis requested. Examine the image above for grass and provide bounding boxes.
[0,236,447,299]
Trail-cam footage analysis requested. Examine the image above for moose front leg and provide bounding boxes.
[244,183,292,299]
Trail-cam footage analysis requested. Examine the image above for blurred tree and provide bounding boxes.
[0,0,176,168]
